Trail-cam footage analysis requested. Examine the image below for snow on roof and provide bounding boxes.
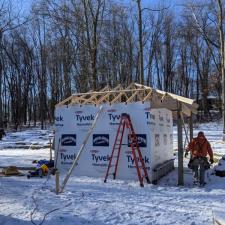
[56,83,198,116]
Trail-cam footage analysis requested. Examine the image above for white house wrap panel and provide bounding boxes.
[55,102,173,182]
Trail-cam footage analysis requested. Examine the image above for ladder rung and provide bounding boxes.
[108,173,115,176]
[130,140,138,143]
[130,138,137,141]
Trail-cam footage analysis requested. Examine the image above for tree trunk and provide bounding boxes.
[217,0,225,139]
[137,0,144,84]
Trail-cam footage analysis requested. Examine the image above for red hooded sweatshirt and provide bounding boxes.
[187,132,213,160]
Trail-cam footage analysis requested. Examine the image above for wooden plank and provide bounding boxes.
[215,219,225,225]
[112,84,123,91]
[96,84,122,104]
[111,91,126,104]
[181,113,189,144]
[71,88,146,97]
[214,210,225,225]
[0,166,35,170]
[142,89,153,102]
[49,138,53,161]
[133,91,142,102]
[60,106,104,193]
[70,90,94,105]
[99,85,110,92]
[56,96,73,107]
[177,101,184,186]
[126,90,139,103]
[55,170,60,195]
[189,112,193,141]
[83,93,99,104]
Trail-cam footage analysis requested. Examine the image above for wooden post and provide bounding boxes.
[177,102,184,186]
[189,112,193,141]
[56,170,60,195]
[49,138,52,161]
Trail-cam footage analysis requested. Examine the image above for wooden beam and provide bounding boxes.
[112,84,123,91]
[136,91,144,101]
[71,88,146,97]
[177,101,184,186]
[126,82,136,90]
[126,90,139,103]
[189,112,193,141]
[111,91,126,104]
[83,93,99,104]
[142,89,153,102]
[60,106,104,193]
[181,113,189,144]
[96,84,122,104]
[56,96,73,107]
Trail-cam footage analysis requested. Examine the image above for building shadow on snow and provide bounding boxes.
[0,215,32,225]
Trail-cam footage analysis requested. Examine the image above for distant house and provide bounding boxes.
[198,95,221,110]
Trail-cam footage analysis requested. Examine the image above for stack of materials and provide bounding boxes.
[2,166,20,176]
[215,155,225,177]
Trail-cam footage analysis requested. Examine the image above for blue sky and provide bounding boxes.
[12,0,33,15]
[13,0,186,16]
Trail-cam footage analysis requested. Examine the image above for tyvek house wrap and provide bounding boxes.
[54,102,173,182]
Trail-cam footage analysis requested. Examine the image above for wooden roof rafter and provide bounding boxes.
[70,89,95,105]
[126,90,140,103]
[110,91,127,104]
[56,83,198,116]
[96,84,123,104]
[57,95,74,106]
[142,89,153,102]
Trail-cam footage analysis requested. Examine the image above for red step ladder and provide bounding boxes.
[104,113,150,187]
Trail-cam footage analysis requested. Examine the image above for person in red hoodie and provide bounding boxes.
[185,131,214,186]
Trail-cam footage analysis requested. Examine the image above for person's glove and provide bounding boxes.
[184,151,188,158]
[210,159,214,164]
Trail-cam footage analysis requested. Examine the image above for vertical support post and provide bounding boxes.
[177,102,184,186]
[56,170,60,195]
[49,138,52,161]
[189,112,193,141]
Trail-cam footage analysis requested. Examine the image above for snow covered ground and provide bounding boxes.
[0,123,225,225]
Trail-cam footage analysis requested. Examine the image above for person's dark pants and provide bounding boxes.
[29,169,43,177]
[0,128,5,140]
[191,157,209,185]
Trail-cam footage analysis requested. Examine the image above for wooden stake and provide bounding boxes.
[54,138,61,170]
[49,138,52,161]
[56,170,60,195]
